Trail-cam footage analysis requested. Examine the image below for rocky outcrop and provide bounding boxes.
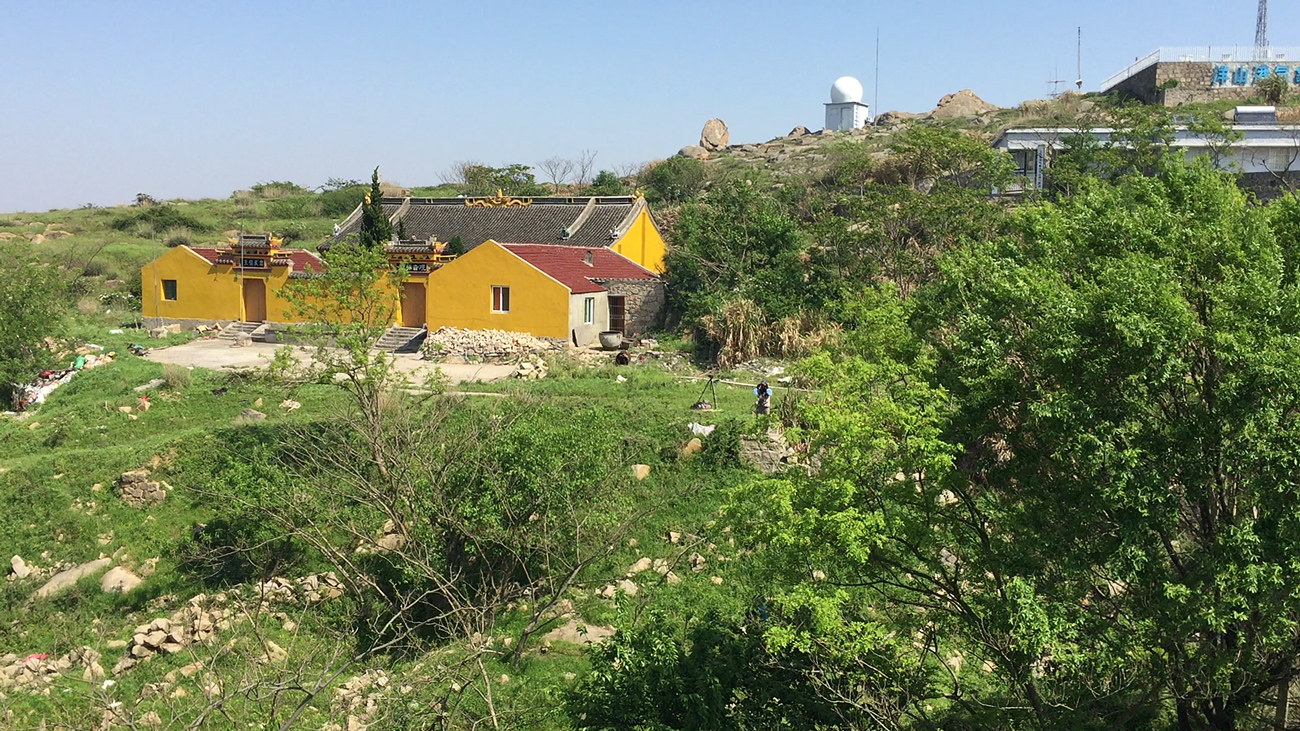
[700,118,730,151]
[928,89,999,118]
[678,145,710,160]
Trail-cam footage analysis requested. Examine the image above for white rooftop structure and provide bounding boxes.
[825,76,870,131]
[991,107,1300,194]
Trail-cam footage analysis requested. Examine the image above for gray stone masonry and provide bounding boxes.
[1110,62,1260,106]
[600,279,666,335]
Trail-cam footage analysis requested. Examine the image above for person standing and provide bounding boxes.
[754,380,771,415]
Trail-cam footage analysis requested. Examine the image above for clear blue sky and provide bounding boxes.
[1,0,1293,213]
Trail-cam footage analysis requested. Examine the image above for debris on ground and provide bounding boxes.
[10,351,116,411]
[688,422,716,436]
[513,358,549,379]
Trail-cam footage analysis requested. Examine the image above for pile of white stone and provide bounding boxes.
[424,327,556,361]
[254,572,345,605]
[113,598,233,675]
[513,358,549,380]
[0,646,104,690]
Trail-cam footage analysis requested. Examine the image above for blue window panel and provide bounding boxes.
[1295,68,1300,84]
[1212,65,1230,85]
[1254,64,1272,82]
[1234,66,1250,85]
[1277,65,1291,80]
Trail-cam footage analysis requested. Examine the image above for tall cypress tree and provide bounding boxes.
[359,166,393,249]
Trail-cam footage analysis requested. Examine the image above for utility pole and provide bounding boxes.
[1076,27,1083,90]
[1256,0,1269,59]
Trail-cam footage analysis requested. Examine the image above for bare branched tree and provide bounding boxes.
[535,157,574,190]
[574,150,598,186]
[440,160,486,187]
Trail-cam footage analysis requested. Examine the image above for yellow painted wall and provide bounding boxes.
[425,240,572,339]
[612,208,667,274]
[140,246,323,323]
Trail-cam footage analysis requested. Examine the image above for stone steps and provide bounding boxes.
[374,326,427,353]
[216,322,264,340]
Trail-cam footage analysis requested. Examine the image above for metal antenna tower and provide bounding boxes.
[1076,27,1083,89]
[1256,0,1269,57]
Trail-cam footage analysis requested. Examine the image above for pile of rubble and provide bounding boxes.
[0,646,104,691]
[424,327,557,362]
[113,599,234,675]
[513,358,549,380]
[331,668,392,730]
[253,572,346,605]
[116,469,169,508]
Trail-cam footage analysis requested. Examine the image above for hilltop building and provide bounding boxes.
[992,105,1300,198]
[140,193,668,346]
[1102,47,1300,105]
[825,76,871,131]
[329,193,666,274]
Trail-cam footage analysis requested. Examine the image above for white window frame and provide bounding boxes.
[583,296,595,325]
[492,285,510,313]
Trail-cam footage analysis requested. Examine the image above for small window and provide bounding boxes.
[492,285,510,313]
[583,297,595,325]
[162,279,178,301]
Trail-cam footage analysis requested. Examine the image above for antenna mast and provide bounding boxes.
[874,27,880,120]
[1076,26,1083,89]
[1256,0,1269,58]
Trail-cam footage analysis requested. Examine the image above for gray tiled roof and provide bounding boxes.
[326,196,648,252]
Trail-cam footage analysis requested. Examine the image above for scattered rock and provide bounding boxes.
[149,327,168,339]
[787,125,810,137]
[133,378,165,392]
[43,230,72,241]
[10,555,29,579]
[668,531,681,544]
[710,576,724,585]
[100,566,143,594]
[631,464,651,480]
[280,399,301,411]
[874,110,923,126]
[513,358,549,380]
[627,557,653,575]
[700,118,730,150]
[34,558,111,598]
[679,145,710,160]
[232,332,253,347]
[234,408,266,425]
[541,618,616,646]
[681,438,703,456]
[665,571,682,586]
[616,578,639,596]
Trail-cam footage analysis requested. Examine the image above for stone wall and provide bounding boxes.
[1110,62,1259,106]
[601,279,666,335]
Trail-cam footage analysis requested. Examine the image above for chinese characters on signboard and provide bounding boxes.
[240,258,267,268]
[1213,63,1296,86]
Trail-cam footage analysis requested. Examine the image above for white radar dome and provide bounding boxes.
[830,76,864,104]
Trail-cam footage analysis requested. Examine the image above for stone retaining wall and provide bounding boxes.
[602,279,666,335]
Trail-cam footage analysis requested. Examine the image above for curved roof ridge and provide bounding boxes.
[609,196,649,240]
[562,197,599,240]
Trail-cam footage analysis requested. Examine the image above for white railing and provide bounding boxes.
[1099,46,1300,91]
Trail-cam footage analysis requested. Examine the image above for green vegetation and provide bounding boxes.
[11,100,1300,729]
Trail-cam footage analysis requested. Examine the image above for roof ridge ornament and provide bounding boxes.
[465,189,533,208]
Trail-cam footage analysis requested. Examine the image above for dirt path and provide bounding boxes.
[143,339,516,386]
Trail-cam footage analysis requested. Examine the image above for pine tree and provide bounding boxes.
[358,166,394,249]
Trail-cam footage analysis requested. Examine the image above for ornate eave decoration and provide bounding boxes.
[464,189,532,208]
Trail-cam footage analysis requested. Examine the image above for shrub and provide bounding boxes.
[79,259,108,278]
[251,181,310,198]
[642,157,707,203]
[278,221,308,244]
[266,196,321,220]
[111,205,206,234]
[319,185,368,218]
[162,226,193,247]
[162,363,191,390]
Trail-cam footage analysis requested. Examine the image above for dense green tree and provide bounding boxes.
[358,167,394,249]
[585,169,626,196]
[642,156,708,203]
[457,163,547,197]
[733,159,1300,729]
[0,245,67,404]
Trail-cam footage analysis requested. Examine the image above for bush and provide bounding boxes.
[266,196,321,220]
[278,221,308,244]
[319,186,368,218]
[162,226,193,247]
[642,157,707,203]
[111,205,206,234]
[251,181,310,198]
[162,363,191,390]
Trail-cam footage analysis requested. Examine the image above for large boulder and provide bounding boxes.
[34,558,111,598]
[678,145,710,160]
[928,90,999,119]
[101,566,143,594]
[699,119,730,151]
[875,110,923,126]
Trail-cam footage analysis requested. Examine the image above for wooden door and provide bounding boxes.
[402,282,426,328]
[242,278,267,322]
[608,296,626,334]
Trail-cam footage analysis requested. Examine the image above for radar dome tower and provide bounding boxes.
[825,76,871,131]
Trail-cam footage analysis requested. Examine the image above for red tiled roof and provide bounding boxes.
[501,243,656,294]
[186,246,325,274]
